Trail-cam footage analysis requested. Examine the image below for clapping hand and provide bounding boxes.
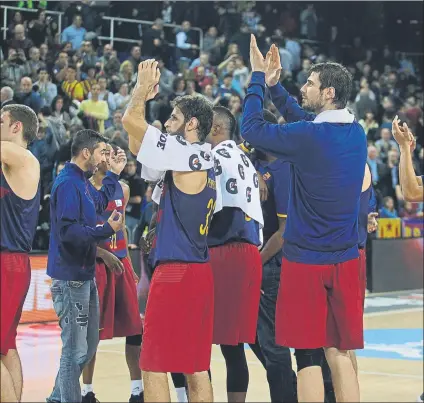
[265,44,282,87]
[136,59,161,101]
[109,147,127,175]
[107,209,124,233]
[392,115,414,150]
[250,34,266,72]
[367,212,379,233]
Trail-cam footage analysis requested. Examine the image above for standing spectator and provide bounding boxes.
[8,24,34,58]
[61,64,85,102]
[61,14,87,50]
[28,9,49,47]
[1,87,15,108]
[375,127,398,162]
[1,48,30,91]
[34,67,57,108]
[300,4,318,40]
[121,158,146,243]
[143,19,166,57]
[52,51,69,84]
[79,84,109,134]
[14,76,43,114]
[51,95,71,128]
[104,110,127,140]
[358,111,379,137]
[127,46,143,71]
[176,21,199,61]
[28,46,47,81]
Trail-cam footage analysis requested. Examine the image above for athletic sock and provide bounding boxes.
[131,379,144,396]
[82,384,93,396]
[175,387,188,402]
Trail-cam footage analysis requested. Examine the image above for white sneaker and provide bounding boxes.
[417,393,423,402]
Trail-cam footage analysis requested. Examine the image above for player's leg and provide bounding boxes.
[220,344,249,402]
[82,353,97,397]
[1,358,18,402]
[275,259,328,402]
[186,371,213,403]
[170,373,188,403]
[348,350,358,376]
[125,335,143,400]
[324,259,363,403]
[143,371,171,402]
[256,255,296,403]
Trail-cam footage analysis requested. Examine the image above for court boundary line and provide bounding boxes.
[364,307,423,317]
[96,349,422,380]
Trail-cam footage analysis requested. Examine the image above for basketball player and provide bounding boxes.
[205,106,263,402]
[122,59,216,402]
[81,144,143,403]
[391,118,423,403]
[243,38,367,402]
[1,104,40,402]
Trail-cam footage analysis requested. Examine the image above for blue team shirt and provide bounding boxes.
[150,170,217,267]
[242,73,367,265]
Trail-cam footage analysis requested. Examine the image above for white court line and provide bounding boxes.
[97,349,422,380]
[364,308,423,317]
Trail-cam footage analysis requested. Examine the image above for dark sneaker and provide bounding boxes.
[82,392,100,403]
[129,392,144,403]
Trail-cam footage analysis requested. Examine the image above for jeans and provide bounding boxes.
[256,252,297,402]
[47,279,99,403]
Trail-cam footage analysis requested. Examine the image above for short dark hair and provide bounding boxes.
[71,129,107,157]
[262,109,278,124]
[2,104,38,143]
[213,106,237,141]
[308,62,353,109]
[171,95,213,142]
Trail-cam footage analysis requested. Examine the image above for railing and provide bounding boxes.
[1,5,203,50]
[1,5,63,41]
[98,16,203,50]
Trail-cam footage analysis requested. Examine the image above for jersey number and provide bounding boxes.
[110,234,117,250]
[200,198,216,235]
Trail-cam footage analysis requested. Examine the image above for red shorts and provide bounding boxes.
[0,252,31,355]
[359,248,367,304]
[276,257,364,351]
[140,262,214,374]
[96,256,142,340]
[209,242,262,345]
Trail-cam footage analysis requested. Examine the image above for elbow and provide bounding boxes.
[403,188,423,202]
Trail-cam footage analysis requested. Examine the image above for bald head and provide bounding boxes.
[1,87,14,103]
[368,145,378,160]
[21,77,33,94]
[14,24,25,39]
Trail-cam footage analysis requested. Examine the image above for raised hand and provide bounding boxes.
[109,147,127,175]
[367,212,378,233]
[107,209,124,233]
[250,34,266,72]
[136,59,161,100]
[265,44,282,87]
[392,115,414,149]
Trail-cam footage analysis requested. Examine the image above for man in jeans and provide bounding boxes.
[46,130,127,403]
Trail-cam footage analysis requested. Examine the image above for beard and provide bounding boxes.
[301,93,325,114]
[86,155,99,176]
[167,122,186,137]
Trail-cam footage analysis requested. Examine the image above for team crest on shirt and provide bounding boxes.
[115,199,123,207]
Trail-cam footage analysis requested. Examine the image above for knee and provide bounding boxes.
[324,347,350,362]
[294,348,325,372]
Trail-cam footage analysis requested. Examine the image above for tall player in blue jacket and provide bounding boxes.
[242,37,367,402]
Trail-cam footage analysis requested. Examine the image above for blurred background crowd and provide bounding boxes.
[1,0,423,250]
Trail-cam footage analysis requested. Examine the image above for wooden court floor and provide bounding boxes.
[18,294,423,402]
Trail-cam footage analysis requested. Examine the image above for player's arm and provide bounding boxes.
[56,183,115,244]
[241,72,307,162]
[122,60,160,156]
[268,83,316,123]
[260,216,286,265]
[0,141,39,171]
[398,146,423,202]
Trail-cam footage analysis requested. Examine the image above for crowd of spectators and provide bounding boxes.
[1,1,422,250]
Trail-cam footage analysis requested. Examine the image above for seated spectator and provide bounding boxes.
[379,196,399,218]
[51,95,71,128]
[1,86,15,108]
[78,83,109,133]
[113,83,131,111]
[28,46,47,81]
[359,111,379,136]
[61,64,85,102]
[400,201,423,218]
[80,40,99,67]
[157,58,175,96]
[127,46,143,71]
[81,65,98,98]
[34,67,57,108]
[117,60,136,87]
[1,48,30,91]
[8,23,34,58]
[99,44,120,78]
[104,109,127,140]
[61,14,86,50]
[89,76,116,117]
[218,74,240,102]
[14,76,42,114]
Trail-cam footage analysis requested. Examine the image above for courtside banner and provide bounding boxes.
[20,254,57,323]
[377,218,401,239]
[402,217,424,238]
